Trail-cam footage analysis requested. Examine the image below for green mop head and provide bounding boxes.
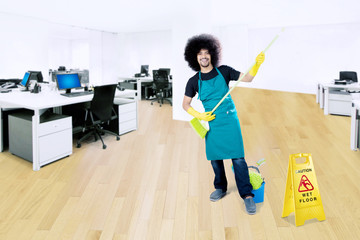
[189,118,209,139]
[249,171,263,190]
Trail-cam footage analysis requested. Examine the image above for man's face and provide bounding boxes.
[197,49,212,69]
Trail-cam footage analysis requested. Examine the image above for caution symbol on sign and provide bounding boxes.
[282,153,326,226]
[298,175,314,192]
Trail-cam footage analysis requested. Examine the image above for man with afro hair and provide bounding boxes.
[182,33,265,215]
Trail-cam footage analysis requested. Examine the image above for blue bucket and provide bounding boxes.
[252,181,265,203]
[232,165,265,203]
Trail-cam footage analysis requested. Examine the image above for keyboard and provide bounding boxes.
[334,80,354,85]
[61,91,93,97]
[0,88,12,93]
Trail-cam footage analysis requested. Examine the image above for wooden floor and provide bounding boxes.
[0,88,359,240]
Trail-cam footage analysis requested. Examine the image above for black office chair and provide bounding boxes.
[76,84,120,149]
[151,70,172,106]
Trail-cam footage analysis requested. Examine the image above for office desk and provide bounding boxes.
[119,77,153,100]
[319,82,360,115]
[316,83,325,109]
[351,100,360,151]
[0,89,136,171]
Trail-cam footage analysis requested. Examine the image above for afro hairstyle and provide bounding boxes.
[184,34,222,71]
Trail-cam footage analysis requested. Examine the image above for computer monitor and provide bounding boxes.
[56,73,81,93]
[140,65,149,76]
[340,71,357,82]
[28,71,43,83]
[20,72,31,90]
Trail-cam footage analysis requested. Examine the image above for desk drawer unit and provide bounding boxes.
[9,111,72,165]
[38,117,72,165]
[38,117,71,136]
[328,90,352,116]
[115,99,137,135]
[119,81,137,90]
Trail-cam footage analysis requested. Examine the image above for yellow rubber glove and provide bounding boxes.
[187,107,215,121]
[249,52,265,77]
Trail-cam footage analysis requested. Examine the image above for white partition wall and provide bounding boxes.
[171,0,213,121]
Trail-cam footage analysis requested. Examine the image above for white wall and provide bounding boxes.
[0,14,49,79]
[0,13,118,85]
[244,23,360,93]
[117,30,173,78]
[2,7,360,122]
[101,32,120,84]
[110,0,360,122]
[119,22,360,121]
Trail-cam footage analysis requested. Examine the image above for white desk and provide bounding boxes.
[119,77,153,100]
[316,83,325,109]
[350,100,360,151]
[320,82,360,115]
[0,89,136,171]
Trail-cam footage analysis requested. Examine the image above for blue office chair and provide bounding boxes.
[76,84,120,149]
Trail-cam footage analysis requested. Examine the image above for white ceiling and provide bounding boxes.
[1,0,360,33]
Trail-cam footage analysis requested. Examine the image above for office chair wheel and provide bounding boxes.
[116,136,120,141]
[103,145,107,149]
[77,143,81,148]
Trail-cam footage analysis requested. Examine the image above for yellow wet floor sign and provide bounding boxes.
[282,153,326,226]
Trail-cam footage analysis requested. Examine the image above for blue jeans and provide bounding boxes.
[210,158,254,199]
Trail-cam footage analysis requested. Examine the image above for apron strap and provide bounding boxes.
[198,68,220,100]
[214,67,221,75]
[198,71,202,100]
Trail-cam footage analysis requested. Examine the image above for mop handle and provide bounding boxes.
[210,28,285,114]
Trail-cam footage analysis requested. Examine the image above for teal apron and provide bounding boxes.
[198,68,244,160]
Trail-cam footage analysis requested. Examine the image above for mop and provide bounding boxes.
[190,28,285,138]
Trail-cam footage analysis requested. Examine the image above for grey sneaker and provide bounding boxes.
[244,197,256,215]
[210,189,226,202]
